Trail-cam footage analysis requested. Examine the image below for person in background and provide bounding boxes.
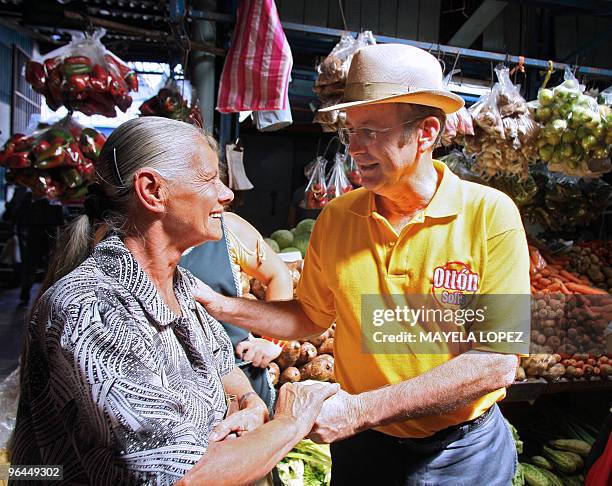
[11,117,338,486]
[181,211,293,412]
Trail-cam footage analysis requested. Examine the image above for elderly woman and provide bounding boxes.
[10,117,337,485]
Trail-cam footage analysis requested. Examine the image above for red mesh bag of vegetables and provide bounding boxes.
[25,29,138,117]
[0,115,105,202]
[139,78,203,127]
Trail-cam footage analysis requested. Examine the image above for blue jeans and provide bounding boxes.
[330,404,516,486]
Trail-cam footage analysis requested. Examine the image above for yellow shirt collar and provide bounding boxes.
[348,159,463,219]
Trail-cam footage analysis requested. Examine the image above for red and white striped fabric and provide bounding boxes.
[217,0,292,113]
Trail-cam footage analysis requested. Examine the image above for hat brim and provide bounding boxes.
[318,90,464,115]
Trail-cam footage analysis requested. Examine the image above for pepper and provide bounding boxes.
[32,140,51,158]
[139,98,159,116]
[62,184,88,202]
[124,71,139,92]
[25,61,46,91]
[59,167,83,189]
[45,129,73,145]
[80,128,105,159]
[76,159,96,179]
[43,57,62,75]
[65,74,90,97]
[65,143,84,166]
[89,64,110,92]
[34,145,65,168]
[4,151,31,169]
[115,93,132,113]
[46,68,64,109]
[104,54,130,78]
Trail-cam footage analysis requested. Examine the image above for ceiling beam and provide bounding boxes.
[448,0,508,48]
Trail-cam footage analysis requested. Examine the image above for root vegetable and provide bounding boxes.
[268,362,280,385]
[276,340,301,369]
[296,342,317,366]
[280,367,301,385]
[309,329,331,348]
[317,337,334,356]
[300,355,335,382]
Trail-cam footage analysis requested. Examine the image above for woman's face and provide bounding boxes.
[164,140,234,248]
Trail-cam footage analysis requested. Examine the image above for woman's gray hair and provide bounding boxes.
[41,117,217,295]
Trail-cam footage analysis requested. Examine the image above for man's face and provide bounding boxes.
[344,104,421,195]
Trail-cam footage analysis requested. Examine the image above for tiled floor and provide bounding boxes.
[0,286,34,381]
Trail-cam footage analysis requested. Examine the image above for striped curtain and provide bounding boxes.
[216,0,292,113]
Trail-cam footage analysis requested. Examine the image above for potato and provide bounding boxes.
[543,363,565,381]
[276,340,301,369]
[515,366,526,381]
[268,362,280,385]
[280,367,301,385]
[317,337,334,356]
[309,329,331,348]
[242,293,258,300]
[296,342,317,366]
[300,355,335,382]
[250,279,266,300]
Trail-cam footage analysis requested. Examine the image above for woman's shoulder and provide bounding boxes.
[34,256,112,318]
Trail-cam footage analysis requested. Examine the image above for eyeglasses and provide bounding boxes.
[337,117,425,146]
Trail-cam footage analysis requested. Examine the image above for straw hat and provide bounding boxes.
[318,44,464,114]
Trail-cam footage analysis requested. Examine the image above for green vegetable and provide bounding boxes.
[548,439,591,458]
[281,247,301,254]
[295,218,316,235]
[542,445,583,475]
[293,233,310,258]
[271,229,294,249]
[538,468,563,486]
[512,462,525,486]
[530,456,553,470]
[278,440,332,486]
[505,419,523,454]
[264,237,280,252]
[522,463,551,486]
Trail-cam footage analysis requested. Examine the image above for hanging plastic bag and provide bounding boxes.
[0,115,104,203]
[460,65,538,180]
[0,368,19,453]
[139,77,203,126]
[535,66,610,177]
[345,154,362,186]
[314,31,376,132]
[440,70,474,146]
[25,29,138,116]
[225,143,254,190]
[302,156,328,209]
[326,153,353,201]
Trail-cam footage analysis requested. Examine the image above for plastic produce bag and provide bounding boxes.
[326,153,353,201]
[302,156,328,209]
[440,70,474,146]
[345,154,362,186]
[25,29,138,116]
[0,368,19,452]
[0,115,104,203]
[314,31,376,132]
[139,78,203,127]
[535,67,611,177]
[460,65,538,180]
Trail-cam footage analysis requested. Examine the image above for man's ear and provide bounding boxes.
[133,169,168,214]
[417,116,441,153]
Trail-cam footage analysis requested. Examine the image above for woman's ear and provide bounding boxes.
[132,169,168,214]
[417,116,441,153]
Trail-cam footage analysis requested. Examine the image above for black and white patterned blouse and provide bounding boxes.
[10,236,235,485]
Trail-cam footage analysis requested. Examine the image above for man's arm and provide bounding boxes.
[309,350,517,443]
[194,277,324,339]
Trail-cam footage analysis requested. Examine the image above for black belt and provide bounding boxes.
[379,405,497,454]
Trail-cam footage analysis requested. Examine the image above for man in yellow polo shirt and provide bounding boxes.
[195,44,530,485]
